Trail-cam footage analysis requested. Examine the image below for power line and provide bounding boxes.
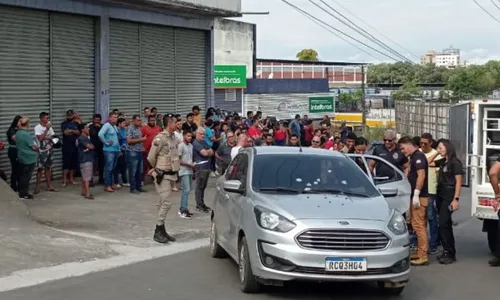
[280,0,402,62]
[292,4,382,61]
[311,0,413,63]
[329,0,420,60]
[473,0,500,24]
[491,0,500,12]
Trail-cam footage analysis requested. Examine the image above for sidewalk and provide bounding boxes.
[0,177,217,278]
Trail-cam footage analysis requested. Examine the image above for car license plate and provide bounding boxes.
[325,257,367,272]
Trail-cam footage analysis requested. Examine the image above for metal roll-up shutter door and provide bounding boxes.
[175,28,208,116]
[110,20,140,117]
[0,6,50,179]
[51,13,96,177]
[140,24,176,115]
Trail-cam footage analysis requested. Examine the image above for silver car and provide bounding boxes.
[209,146,411,295]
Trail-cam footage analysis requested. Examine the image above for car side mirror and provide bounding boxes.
[379,187,398,197]
[223,180,245,194]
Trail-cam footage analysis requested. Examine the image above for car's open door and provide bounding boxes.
[347,154,411,214]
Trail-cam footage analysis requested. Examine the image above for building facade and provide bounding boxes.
[420,46,460,68]
[213,18,255,113]
[0,0,240,178]
[256,59,367,87]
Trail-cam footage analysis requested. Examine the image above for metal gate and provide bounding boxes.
[50,13,96,176]
[449,102,471,186]
[214,89,243,113]
[175,28,208,116]
[110,20,141,117]
[0,6,51,179]
[140,24,176,114]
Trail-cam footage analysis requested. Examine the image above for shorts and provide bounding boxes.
[38,150,54,169]
[80,162,93,181]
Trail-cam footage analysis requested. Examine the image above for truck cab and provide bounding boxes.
[453,99,500,253]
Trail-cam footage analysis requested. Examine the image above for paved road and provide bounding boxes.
[1,217,498,300]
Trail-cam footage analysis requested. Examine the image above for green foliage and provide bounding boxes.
[367,61,500,100]
[296,49,319,61]
[364,126,388,143]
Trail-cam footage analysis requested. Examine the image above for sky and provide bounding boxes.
[237,0,500,64]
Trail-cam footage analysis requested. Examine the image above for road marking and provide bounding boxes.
[0,238,209,293]
[47,227,124,243]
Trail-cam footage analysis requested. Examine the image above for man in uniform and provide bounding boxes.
[369,129,409,178]
[147,115,180,244]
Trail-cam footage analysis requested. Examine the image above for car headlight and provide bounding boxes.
[388,211,407,235]
[254,206,296,233]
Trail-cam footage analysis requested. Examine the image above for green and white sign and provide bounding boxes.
[309,96,335,113]
[214,65,247,89]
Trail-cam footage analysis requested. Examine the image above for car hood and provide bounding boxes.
[257,193,391,221]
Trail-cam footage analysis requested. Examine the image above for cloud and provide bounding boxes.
[237,0,500,64]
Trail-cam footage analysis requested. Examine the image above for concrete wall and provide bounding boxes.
[175,0,241,12]
[214,18,255,78]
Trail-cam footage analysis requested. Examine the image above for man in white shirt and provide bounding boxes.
[231,133,250,160]
[34,111,57,193]
[174,118,183,144]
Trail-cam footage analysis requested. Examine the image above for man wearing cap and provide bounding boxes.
[61,110,80,186]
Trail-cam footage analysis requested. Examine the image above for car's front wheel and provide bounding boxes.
[209,217,227,258]
[377,282,405,296]
[239,236,261,293]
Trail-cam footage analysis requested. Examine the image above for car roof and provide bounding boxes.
[251,146,345,157]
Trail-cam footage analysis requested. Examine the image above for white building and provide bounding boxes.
[434,46,460,68]
[213,18,255,113]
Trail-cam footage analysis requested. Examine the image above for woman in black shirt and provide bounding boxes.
[431,139,464,265]
[5,115,22,192]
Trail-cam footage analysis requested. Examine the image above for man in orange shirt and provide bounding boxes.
[141,115,162,181]
[192,105,201,127]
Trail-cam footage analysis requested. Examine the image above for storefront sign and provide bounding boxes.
[214,65,247,89]
[309,96,335,113]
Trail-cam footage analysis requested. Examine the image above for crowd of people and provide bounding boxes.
[0,106,468,260]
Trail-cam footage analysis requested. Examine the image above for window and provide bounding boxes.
[371,158,403,184]
[226,153,249,188]
[252,154,380,197]
[225,89,237,102]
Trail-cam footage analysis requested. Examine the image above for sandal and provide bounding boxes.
[47,188,59,192]
[85,194,94,200]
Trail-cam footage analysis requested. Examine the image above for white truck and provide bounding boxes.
[452,99,500,253]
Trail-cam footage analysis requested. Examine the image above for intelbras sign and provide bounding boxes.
[214,65,247,89]
[308,96,335,113]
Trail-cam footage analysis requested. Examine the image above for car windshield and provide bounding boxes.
[252,154,380,198]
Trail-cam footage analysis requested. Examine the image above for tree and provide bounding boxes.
[296,49,319,61]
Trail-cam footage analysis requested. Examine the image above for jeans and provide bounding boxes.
[195,169,210,206]
[18,163,35,197]
[8,147,19,191]
[104,151,119,187]
[126,151,142,191]
[427,194,439,249]
[180,174,192,211]
[437,186,456,256]
[114,150,127,185]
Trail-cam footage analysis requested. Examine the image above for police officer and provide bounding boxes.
[369,129,408,178]
[431,139,463,265]
[147,115,180,244]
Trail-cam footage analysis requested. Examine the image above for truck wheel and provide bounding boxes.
[488,226,498,254]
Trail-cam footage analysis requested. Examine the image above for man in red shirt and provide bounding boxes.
[141,115,162,181]
[248,117,262,140]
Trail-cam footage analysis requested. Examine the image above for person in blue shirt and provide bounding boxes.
[290,114,302,141]
[115,118,128,188]
[98,112,120,192]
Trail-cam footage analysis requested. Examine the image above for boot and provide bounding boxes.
[153,225,168,243]
[410,257,429,266]
[161,225,176,242]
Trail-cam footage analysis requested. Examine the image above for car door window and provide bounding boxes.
[371,157,403,184]
[225,154,249,188]
[226,155,241,180]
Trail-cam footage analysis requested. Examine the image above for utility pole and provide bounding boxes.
[361,65,366,133]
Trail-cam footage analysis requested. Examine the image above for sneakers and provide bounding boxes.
[438,252,456,265]
[178,209,193,219]
[20,194,34,200]
[488,257,500,267]
[428,248,439,255]
[196,204,211,213]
